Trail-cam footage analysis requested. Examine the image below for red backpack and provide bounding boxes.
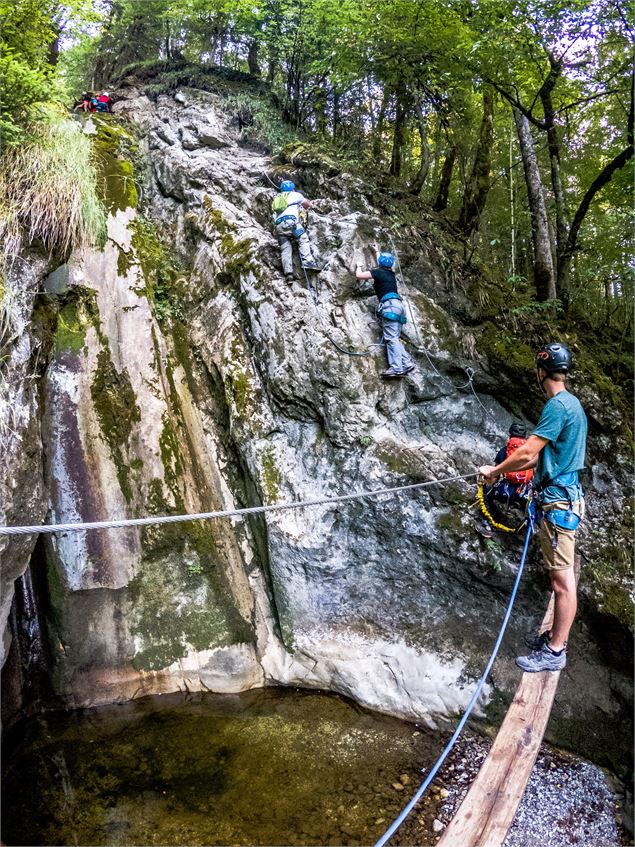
[504,437,534,485]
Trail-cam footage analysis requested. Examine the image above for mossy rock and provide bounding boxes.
[90,347,141,503]
[53,288,102,355]
[277,141,341,177]
[91,119,139,213]
[373,442,425,478]
[259,446,282,503]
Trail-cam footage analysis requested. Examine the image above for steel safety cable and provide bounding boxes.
[0,473,478,536]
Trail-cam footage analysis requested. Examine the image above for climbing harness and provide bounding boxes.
[530,472,583,540]
[374,513,535,847]
[0,473,479,536]
[376,292,407,324]
[387,234,501,428]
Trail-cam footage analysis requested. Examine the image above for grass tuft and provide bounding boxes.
[0,106,106,262]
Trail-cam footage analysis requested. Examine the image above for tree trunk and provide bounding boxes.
[372,87,388,163]
[164,18,172,60]
[433,144,457,212]
[267,50,276,83]
[457,86,495,236]
[513,107,556,301]
[314,87,328,136]
[509,122,516,276]
[247,38,260,75]
[390,83,409,177]
[366,77,376,133]
[557,73,635,302]
[409,100,431,195]
[333,88,341,141]
[540,56,568,281]
[558,143,634,298]
[47,33,60,67]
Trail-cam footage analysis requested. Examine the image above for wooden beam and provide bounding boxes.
[438,594,560,847]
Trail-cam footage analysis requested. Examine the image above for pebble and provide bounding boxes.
[434,735,621,847]
[399,773,411,785]
[392,782,405,791]
[432,819,445,833]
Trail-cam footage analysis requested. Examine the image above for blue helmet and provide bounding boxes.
[280,180,295,192]
[378,252,394,268]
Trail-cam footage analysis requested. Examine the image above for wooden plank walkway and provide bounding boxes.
[438,594,560,847]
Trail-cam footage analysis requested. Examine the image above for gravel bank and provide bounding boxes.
[430,734,627,847]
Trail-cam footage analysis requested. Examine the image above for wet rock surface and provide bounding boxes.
[0,80,631,785]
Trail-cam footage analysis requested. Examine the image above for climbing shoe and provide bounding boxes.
[402,365,415,375]
[515,643,566,673]
[381,367,404,379]
[285,272,297,283]
[302,262,321,271]
[475,519,494,539]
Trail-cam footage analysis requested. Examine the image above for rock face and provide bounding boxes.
[0,257,47,668]
[1,82,631,775]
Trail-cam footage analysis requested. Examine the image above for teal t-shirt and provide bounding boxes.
[533,390,587,503]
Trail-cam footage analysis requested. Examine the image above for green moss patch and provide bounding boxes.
[90,347,141,502]
[260,446,282,503]
[54,300,89,355]
[127,477,253,671]
[92,119,139,214]
[131,216,186,324]
[374,443,425,478]
[53,289,102,355]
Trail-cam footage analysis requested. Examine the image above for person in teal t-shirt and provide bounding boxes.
[479,342,588,673]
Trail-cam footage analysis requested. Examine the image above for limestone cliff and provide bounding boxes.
[1,77,631,776]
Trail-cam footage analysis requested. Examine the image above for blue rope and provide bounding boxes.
[373,516,535,847]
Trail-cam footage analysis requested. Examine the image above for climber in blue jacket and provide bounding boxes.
[355,244,415,378]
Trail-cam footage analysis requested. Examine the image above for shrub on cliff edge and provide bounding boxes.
[0,107,106,263]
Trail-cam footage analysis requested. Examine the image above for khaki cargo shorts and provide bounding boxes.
[539,499,585,571]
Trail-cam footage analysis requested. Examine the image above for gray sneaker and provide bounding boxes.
[515,643,566,673]
[381,367,404,379]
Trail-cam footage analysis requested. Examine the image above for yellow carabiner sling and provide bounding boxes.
[477,480,529,534]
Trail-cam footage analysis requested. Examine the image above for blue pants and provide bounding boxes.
[380,299,413,372]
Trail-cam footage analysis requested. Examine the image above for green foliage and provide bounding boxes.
[49,0,631,386]
[0,106,106,262]
[0,0,56,143]
[225,92,297,152]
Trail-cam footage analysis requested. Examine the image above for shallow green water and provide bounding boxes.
[2,688,448,846]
